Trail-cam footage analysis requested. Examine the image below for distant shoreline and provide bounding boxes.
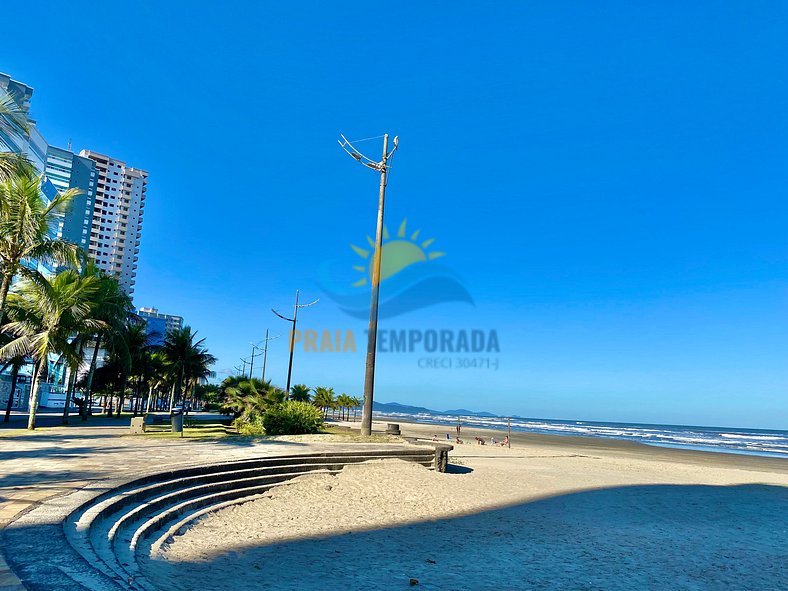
[367,410,788,459]
[355,417,788,471]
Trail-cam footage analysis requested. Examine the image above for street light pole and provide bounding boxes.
[338,133,399,436]
[272,290,319,394]
[259,329,280,383]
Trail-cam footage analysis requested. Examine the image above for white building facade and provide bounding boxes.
[80,150,147,296]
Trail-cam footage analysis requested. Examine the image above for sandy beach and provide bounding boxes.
[142,420,788,591]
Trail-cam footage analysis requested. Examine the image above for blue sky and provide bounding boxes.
[4,1,787,428]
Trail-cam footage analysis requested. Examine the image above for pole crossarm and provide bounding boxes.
[272,290,320,393]
[338,135,398,173]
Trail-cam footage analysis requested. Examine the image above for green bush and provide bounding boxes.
[262,400,324,436]
[233,413,265,436]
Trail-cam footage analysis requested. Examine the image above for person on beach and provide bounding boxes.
[501,436,509,447]
[491,436,496,445]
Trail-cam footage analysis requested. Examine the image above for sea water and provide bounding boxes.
[372,411,788,458]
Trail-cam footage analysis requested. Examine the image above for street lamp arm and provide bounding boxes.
[271,309,294,322]
[296,298,320,309]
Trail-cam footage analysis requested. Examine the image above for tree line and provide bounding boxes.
[0,89,216,429]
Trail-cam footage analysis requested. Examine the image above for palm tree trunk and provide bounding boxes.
[62,366,77,424]
[62,339,84,425]
[27,359,45,430]
[84,334,102,418]
[146,385,155,413]
[168,381,177,413]
[0,270,12,327]
[133,377,143,416]
[4,362,20,423]
[116,373,127,418]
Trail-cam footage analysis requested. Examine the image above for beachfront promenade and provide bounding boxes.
[0,417,437,591]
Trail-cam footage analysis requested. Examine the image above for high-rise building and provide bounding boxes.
[0,73,48,174]
[138,307,183,346]
[44,145,98,249]
[80,150,147,296]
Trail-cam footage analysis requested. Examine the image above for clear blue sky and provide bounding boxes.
[4,2,787,428]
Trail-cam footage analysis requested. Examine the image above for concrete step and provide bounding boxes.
[63,449,437,590]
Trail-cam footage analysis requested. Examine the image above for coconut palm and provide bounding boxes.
[336,393,355,421]
[290,383,311,402]
[0,270,107,429]
[312,386,335,419]
[81,270,133,419]
[122,321,156,417]
[0,172,82,324]
[182,352,216,410]
[162,326,215,412]
[144,351,171,412]
[350,396,362,421]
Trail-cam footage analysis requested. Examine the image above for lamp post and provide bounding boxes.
[338,133,399,435]
[258,329,280,384]
[272,290,319,394]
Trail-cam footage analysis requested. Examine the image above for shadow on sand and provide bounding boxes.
[142,483,788,591]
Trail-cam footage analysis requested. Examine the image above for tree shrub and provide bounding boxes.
[262,400,324,435]
[233,413,265,436]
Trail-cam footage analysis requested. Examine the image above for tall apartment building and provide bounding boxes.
[80,150,147,297]
[138,307,183,346]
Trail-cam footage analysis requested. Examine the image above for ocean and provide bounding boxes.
[372,411,788,458]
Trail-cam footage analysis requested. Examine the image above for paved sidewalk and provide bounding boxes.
[0,420,321,591]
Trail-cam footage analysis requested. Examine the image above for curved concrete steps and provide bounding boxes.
[60,448,436,591]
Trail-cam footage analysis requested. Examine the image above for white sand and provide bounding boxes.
[142,431,788,591]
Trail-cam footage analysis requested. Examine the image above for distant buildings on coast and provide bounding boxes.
[138,307,184,346]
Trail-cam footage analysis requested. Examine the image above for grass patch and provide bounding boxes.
[137,421,234,440]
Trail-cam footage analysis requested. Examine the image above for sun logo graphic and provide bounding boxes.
[318,218,474,319]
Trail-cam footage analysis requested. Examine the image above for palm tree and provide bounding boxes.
[0,172,82,324]
[121,321,155,417]
[350,396,362,421]
[221,377,283,419]
[312,386,335,419]
[0,270,107,429]
[162,326,214,412]
[81,270,133,419]
[336,393,355,421]
[145,351,171,412]
[182,346,216,410]
[0,89,33,180]
[290,383,311,402]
